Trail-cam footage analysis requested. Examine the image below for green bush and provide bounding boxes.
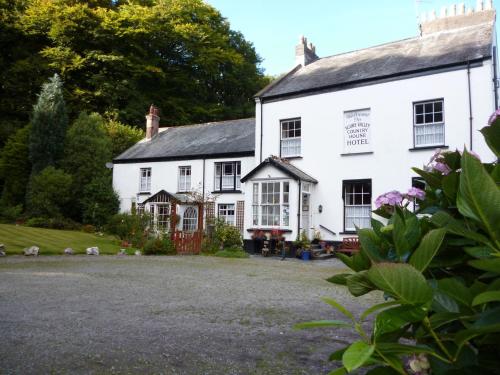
[0,204,23,223]
[214,247,249,258]
[143,235,176,255]
[213,218,242,248]
[26,216,81,230]
[201,236,220,254]
[106,212,149,247]
[295,114,500,374]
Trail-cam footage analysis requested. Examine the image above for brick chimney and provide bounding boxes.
[145,104,160,140]
[295,36,318,67]
[419,0,495,35]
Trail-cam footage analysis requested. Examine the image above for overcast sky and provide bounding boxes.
[207,0,500,77]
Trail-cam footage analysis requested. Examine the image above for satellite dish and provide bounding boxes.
[105,162,114,169]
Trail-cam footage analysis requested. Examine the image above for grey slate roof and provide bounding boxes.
[241,157,318,183]
[114,118,255,162]
[259,22,493,99]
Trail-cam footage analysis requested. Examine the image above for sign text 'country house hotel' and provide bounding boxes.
[113,1,498,249]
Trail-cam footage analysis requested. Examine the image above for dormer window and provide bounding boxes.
[280,118,301,157]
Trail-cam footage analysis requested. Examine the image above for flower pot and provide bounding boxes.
[301,250,311,261]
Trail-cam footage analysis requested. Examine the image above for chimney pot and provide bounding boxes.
[458,3,465,15]
[295,35,318,67]
[449,4,456,16]
[440,6,448,17]
[476,0,483,11]
[146,104,160,140]
[485,0,493,10]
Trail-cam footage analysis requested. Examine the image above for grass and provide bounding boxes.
[0,223,133,255]
[214,248,249,258]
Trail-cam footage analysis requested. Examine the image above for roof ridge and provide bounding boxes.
[161,117,255,129]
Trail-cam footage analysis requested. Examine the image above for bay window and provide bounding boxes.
[252,181,290,227]
[343,179,371,232]
[214,161,241,191]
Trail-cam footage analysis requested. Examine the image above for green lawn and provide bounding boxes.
[0,224,132,255]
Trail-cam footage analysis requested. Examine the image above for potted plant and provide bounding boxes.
[294,230,311,260]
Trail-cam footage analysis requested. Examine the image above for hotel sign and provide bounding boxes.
[343,109,372,154]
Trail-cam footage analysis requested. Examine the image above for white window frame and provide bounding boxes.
[178,166,191,192]
[139,168,151,192]
[218,203,235,226]
[252,180,290,227]
[413,99,445,147]
[214,161,241,191]
[182,206,198,232]
[280,118,301,157]
[343,180,371,232]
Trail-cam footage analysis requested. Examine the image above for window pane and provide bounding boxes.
[415,104,423,115]
[424,103,433,113]
[416,114,424,124]
[434,101,443,112]
[434,113,443,122]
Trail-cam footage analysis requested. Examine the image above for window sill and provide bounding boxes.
[176,191,192,194]
[212,190,242,194]
[138,192,151,195]
[247,227,292,233]
[340,152,374,156]
[281,156,303,160]
[339,231,357,235]
[409,145,448,151]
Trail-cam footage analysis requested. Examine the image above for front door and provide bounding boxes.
[301,192,310,238]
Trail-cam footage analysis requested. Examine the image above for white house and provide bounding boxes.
[241,2,498,244]
[113,2,498,251]
[113,106,254,233]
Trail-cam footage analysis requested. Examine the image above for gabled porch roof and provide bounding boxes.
[241,157,318,183]
[142,190,196,204]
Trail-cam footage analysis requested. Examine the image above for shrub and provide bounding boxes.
[213,218,242,249]
[201,237,220,254]
[81,175,120,228]
[106,212,149,247]
[26,217,81,230]
[143,235,176,255]
[295,114,500,374]
[214,247,249,258]
[81,224,96,233]
[0,204,23,223]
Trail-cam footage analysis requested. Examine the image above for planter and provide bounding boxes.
[301,250,311,261]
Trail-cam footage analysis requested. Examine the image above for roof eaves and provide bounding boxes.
[254,65,302,99]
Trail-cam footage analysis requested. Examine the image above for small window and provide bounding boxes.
[280,118,301,157]
[343,180,371,232]
[182,206,198,232]
[139,168,151,192]
[178,166,191,192]
[214,161,241,191]
[218,204,235,226]
[414,99,444,147]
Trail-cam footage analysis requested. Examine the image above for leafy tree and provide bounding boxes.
[62,112,112,220]
[81,174,119,228]
[0,125,31,208]
[105,119,143,157]
[29,74,68,174]
[27,166,72,218]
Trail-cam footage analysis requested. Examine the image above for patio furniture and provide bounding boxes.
[336,237,360,255]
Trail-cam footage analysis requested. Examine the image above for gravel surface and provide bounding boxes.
[0,256,379,374]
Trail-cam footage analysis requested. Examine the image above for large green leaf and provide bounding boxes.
[432,289,460,313]
[321,297,354,321]
[360,301,401,321]
[327,273,351,285]
[438,278,472,307]
[374,305,427,337]
[358,228,384,262]
[346,271,375,297]
[442,171,459,203]
[457,151,500,250]
[392,207,420,258]
[480,121,500,158]
[342,341,374,372]
[412,167,442,189]
[367,263,433,304]
[376,342,437,355]
[409,229,446,272]
[294,320,352,330]
[472,291,500,306]
[328,368,347,375]
[469,258,500,273]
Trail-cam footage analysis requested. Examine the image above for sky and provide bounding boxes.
[206,0,499,77]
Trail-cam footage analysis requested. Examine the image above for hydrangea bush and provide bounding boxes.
[296,114,500,374]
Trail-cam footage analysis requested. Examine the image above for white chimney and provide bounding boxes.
[145,104,160,140]
[295,35,318,67]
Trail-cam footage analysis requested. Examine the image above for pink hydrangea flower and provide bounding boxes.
[433,162,451,175]
[375,190,404,208]
[488,108,500,125]
[407,187,425,200]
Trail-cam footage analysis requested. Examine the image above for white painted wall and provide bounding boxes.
[249,62,496,241]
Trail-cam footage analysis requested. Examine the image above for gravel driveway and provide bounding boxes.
[0,256,379,374]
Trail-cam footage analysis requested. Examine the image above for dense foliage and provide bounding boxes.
[296,116,500,374]
[0,0,269,147]
[143,235,176,255]
[106,212,150,247]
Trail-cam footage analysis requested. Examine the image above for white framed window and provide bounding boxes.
[178,166,191,192]
[214,161,241,191]
[252,181,290,227]
[218,204,235,226]
[157,204,170,231]
[182,206,198,231]
[414,99,444,147]
[139,168,151,192]
[280,118,301,157]
[343,180,371,232]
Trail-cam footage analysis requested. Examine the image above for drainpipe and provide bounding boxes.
[493,46,499,108]
[467,61,473,150]
[297,180,301,238]
[259,99,263,163]
[202,158,206,230]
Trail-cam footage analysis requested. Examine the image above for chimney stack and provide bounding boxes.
[295,36,318,67]
[146,104,160,140]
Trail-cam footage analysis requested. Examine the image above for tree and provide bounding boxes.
[62,112,112,220]
[81,174,119,228]
[0,125,31,208]
[105,119,143,158]
[29,74,68,174]
[27,166,72,218]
